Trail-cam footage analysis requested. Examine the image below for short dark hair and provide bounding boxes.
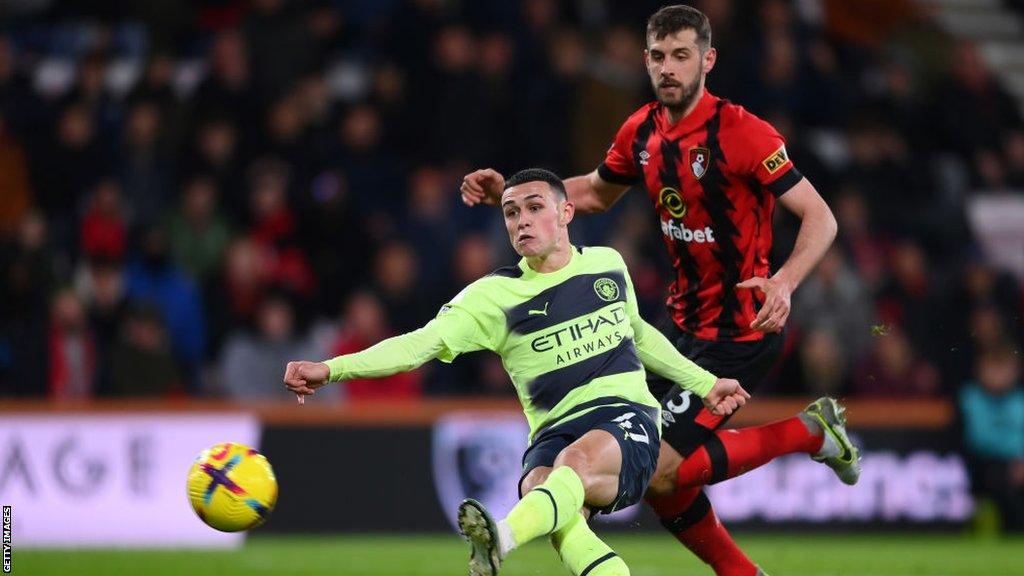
[647,4,711,50]
[505,168,567,200]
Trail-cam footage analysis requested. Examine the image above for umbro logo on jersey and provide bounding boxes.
[528,302,550,316]
[639,150,650,165]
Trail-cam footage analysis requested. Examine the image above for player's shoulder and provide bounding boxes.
[618,102,660,132]
[486,264,525,279]
[576,245,627,269]
[456,265,524,299]
[717,99,779,137]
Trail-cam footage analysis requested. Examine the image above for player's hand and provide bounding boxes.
[736,276,792,333]
[283,361,330,405]
[702,378,750,416]
[460,168,505,206]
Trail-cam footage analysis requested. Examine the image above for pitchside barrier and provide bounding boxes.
[0,398,967,547]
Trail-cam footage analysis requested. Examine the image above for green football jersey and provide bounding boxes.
[430,245,661,438]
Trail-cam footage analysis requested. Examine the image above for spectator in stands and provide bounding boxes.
[79,179,127,261]
[79,257,127,397]
[791,248,873,396]
[371,241,432,333]
[185,117,244,218]
[47,289,95,400]
[119,99,172,227]
[110,304,180,396]
[218,291,328,400]
[875,239,944,364]
[0,112,32,235]
[792,247,873,359]
[404,166,459,287]
[165,175,232,285]
[853,325,941,397]
[0,211,53,396]
[301,168,370,316]
[0,35,39,138]
[125,225,205,389]
[797,329,848,397]
[834,189,890,291]
[34,102,108,261]
[1003,130,1024,188]
[935,41,1023,159]
[960,343,1024,532]
[330,290,421,400]
[245,158,317,302]
[334,103,402,215]
[204,237,268,359]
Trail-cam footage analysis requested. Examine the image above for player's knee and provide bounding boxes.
[554,446,592,476]
[645,447,682,498]
[520,467,551,495]
[644,468,676,500]
[553,446,602,492]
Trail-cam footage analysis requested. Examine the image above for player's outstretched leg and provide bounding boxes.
[803,397,861,485]
[459,466,586,576]
[550,512,630,576]
[671,397,860,489]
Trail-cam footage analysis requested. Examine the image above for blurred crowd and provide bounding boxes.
[0,0,1021,414]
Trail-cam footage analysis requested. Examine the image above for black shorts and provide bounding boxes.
[647,324,785,457]
[519,400,660,514]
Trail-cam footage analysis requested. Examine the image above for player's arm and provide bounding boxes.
[460,168,630,213]
[737,177,837,333]
[632,319,749,416]
[617,253,749,415]
[282,323,447,401]
[461,111,641,211]
[563,170,631,214]
[284,283,500,402]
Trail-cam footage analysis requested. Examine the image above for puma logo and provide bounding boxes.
[528,302,550,316]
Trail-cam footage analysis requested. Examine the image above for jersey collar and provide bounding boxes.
[656,89,719,139]
[517,244,580,278]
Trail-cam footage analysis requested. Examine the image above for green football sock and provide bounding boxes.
[504,466,585,549]
[551,512,629,576]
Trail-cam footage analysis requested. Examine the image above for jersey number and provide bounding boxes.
[612,412,649,444]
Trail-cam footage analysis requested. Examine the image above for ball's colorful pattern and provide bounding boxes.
[187,442,278,532]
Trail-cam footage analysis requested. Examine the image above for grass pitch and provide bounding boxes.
[17,533,1024,575]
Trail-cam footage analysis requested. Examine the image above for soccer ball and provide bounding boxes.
[186,442,278,532]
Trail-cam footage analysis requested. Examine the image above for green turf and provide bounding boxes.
[16,533,1024,575]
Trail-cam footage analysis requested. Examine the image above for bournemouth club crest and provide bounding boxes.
[432,414,529,531]
[689,146,710,179]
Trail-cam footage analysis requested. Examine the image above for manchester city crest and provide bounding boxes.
[594,278,620,302]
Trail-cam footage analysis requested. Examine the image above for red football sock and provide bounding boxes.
[647,487,757,576]
[677,416,824,488]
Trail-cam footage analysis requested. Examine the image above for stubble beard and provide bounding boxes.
[657,74,702,117]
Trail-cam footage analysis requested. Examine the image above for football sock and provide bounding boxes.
[504,466,585,551]
[798,411,842,458]
[675,417,824,487]
[550,512,630,575]
[647,487,757,576]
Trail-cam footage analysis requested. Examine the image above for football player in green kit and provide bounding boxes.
[282,168,749,576]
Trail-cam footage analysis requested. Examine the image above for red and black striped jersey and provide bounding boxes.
[599,90,802,342]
